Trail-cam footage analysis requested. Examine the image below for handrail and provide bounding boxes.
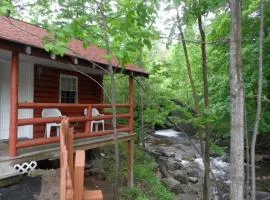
[16,127,131,149]
[10,102,133,157]
[17,113,131,126]
[18,102,130,109]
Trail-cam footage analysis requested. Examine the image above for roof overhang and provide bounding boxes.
[0,37,149,78]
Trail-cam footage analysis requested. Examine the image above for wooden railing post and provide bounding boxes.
[127,140,134,187]
[84,105,92,133]
[128,75,134,187]
[129,75,134,134]
[9,51,19,157]
[67,127,74,180]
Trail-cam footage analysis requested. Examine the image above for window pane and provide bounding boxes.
[60,76,77,103]
[61,76,76,91]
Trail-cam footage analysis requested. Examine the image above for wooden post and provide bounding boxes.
[74,150,85,200]
[84,105,92,133]
[129,75,134,134]
[127,140,134,187]
[9,51,19,157]
[67,127,74,180]
[128,75,134,187]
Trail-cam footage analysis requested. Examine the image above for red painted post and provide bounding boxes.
[84,105,92,133]
[129,75,134,134]
[9,51,19,157]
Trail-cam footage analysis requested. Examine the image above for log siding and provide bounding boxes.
[33,65,103,138]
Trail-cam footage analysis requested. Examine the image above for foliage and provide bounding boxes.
[24,0,159,67]
[0,0,13,15]
[103,144,175,200]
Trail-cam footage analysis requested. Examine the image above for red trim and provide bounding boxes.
[16,127,131,149]
[8,51,19,157]
[129,76,134,134]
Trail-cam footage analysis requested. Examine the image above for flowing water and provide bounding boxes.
[152,129,270,199]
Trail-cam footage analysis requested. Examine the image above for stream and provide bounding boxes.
[145,129,270,200]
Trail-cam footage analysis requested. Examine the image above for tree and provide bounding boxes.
[251,0,264,199]
[197,10,211,200]
[20,0,158,198]
[229,0,245,199]
[174,4,205,169]
[0,0,13,16]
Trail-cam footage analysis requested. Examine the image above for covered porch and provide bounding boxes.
[6,51,135,157]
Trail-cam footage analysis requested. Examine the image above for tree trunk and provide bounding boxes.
[99,5,120,198]
[251,0,264,199]
[175,8,204,160]
[229,0,245,199]
[140,85,145,150]
[198,14,210,200]
[139,50,145,151]
[176,10,200,114]
[244,108,250,199]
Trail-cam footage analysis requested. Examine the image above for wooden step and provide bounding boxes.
[0,162,20,187]
[83,190,103,200]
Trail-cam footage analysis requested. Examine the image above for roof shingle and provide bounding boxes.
[0,16,148,75]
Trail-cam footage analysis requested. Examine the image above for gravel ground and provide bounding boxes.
[0,169,114,200]
[0,175,41,200]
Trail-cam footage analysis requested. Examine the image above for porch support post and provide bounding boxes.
[9,51,19,157]
[129,75,134,133]
[85,105,92,133]
[127,139,134,187]
[128,75,134,187]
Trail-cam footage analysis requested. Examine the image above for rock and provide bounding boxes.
[188,177,198,184]
[161,178,183,194]
[256,191,270,200]
[173,170,188,184]
[173,161,183,170]
[159,163,170,178]
[175,193,198,200]
[160,149,175,157]
[187,166,201,178]
[180,184,198,194]
[181,150,196,161]
[157,157,175,171]
[173,144,186,150]
[166,159,176,171]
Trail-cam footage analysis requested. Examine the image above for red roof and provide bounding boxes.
[0,16,148,76]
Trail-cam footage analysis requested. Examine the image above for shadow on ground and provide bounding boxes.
[0,176,41,200]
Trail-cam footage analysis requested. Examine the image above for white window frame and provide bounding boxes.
[59,74,78,103]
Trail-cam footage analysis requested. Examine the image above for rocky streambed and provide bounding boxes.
[146,129,270,200]
[145,129,230,200]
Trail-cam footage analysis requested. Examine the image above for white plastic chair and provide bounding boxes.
[42,109,63,138]
[84,108,105,132]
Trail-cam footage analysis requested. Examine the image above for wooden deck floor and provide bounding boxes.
[0,132,135,181]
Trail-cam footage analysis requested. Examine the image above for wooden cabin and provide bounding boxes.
[0,16,148,185]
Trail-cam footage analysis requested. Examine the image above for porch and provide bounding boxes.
[0,132,135,181]
[6,51,135,158]
[0,50,135,185]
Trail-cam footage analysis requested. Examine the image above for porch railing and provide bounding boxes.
[12,102,133,156]
[7,51,135,158]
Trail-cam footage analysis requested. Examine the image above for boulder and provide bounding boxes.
[256,191,270,200]
[173,161,183,170]
[173,170,188,184]
[187,166,201,178]
[181,150,196,161]
[175,194,198,200]
[161,178,183,194]
[157,157,175,171]
[180,184,198,194]
[188,177,198,184]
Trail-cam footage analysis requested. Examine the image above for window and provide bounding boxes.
[60,75,78,103]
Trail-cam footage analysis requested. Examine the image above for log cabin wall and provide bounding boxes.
[33,65,103,138]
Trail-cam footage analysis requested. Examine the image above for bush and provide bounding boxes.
[103,144,175,200]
